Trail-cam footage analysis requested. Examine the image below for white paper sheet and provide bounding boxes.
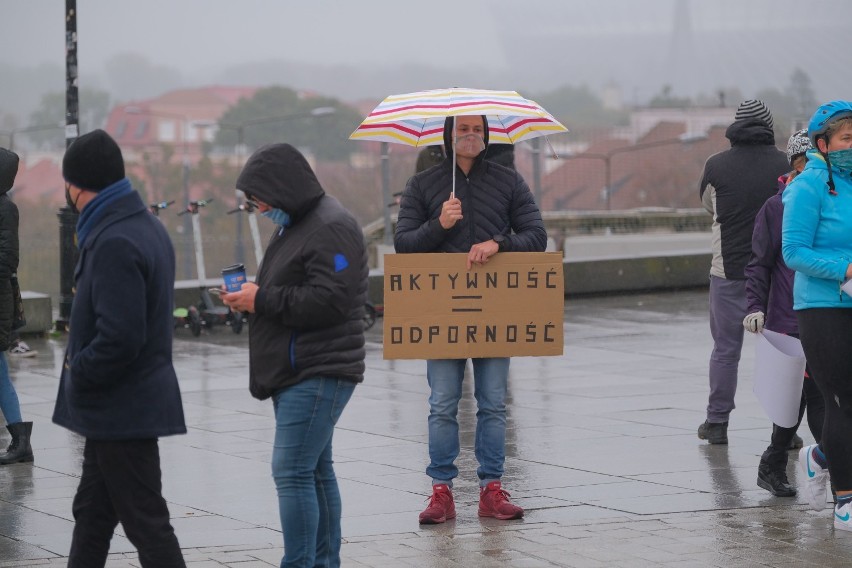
[752,329,806,428]
[842,279,852,297]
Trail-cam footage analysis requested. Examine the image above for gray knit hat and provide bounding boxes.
[735,99,774,129]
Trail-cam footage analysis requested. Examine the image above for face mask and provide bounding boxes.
[262,208,291,227]
[65,183,80,214]
[454,133,485,155]
[828,148,852,171]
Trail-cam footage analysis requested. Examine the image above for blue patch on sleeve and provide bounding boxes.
[334,253,349,272]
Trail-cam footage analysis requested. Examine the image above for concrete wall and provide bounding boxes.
[19,292,52,335]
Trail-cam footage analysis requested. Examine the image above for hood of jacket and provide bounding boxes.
[726,118,776,146]
[0,148,19,195]
[442,115,490,165]
[235,143,325,223]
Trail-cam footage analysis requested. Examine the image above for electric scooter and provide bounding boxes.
[178,198,242,335]
[150,200,204,336]
[226,198,264,269]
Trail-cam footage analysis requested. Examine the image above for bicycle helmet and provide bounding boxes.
[807,100,852,146]
[807,101,852,195]
[786,129,812,165]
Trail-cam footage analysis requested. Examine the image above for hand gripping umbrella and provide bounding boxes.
[350,87,568,197]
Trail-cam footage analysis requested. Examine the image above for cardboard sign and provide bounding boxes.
[383,252,564,359]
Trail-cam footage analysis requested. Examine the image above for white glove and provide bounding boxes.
[743,311,765,333]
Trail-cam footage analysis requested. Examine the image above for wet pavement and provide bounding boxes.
[1,288,850,567]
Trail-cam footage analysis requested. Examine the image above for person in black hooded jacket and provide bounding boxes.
[395,115,546,524]
[697,100,789,446]
[0,148,32,466]
[221,143,368,568]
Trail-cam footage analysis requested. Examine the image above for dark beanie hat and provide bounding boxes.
[62,129,125,191]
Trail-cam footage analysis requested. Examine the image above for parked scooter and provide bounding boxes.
[178,198,242,335]
[150,200,204,336]
[226,198,264,269]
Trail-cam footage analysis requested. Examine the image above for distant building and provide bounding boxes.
[542,120,730,211]
[104,86,260,163]
[615,106,733,143]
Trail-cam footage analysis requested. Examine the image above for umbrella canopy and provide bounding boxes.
[350,87,567,147]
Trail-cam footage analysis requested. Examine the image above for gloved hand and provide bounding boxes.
[743,311,765,333]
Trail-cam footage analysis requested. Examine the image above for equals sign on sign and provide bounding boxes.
[451,295,483,313]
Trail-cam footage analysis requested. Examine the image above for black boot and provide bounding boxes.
[0,421,33,465]
[757,460,796,497]
[787,433,804,451]
[697,420,728,444]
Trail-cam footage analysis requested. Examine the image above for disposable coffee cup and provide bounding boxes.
[222,263,247,293]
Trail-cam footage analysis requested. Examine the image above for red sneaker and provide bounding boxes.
[478,481,524,520]
[418,484,456,524]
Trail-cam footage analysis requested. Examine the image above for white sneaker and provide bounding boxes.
[9,341,37,358]
[799,444,829,510]
[834,502,852,532]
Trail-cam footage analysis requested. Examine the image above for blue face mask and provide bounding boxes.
[829,148,852,171]
[262,208,291,228]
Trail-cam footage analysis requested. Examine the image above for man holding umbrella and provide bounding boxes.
[395,114,547,524]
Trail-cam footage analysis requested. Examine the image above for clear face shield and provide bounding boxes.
[453,132,486,155]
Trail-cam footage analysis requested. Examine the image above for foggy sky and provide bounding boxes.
[2,0,851,111]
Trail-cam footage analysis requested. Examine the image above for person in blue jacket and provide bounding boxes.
[782,101,852,532]
[743,129,825,497]
[53,130,187,566]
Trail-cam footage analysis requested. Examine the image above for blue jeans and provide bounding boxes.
[0,352,21,425]
[426,357,510,485]
[272,377,355,568]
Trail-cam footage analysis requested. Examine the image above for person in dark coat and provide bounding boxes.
[697,99,790,445]
[221,143,368,568]
[0,148,32,465]
[52,130,186,567]
[744,129,825,497]
[395,115,546,524]
[415,144,445,174]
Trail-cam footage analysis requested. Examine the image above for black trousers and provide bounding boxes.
[797,308,852,492]
[68,438,185,568]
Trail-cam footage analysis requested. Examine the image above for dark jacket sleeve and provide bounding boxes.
[256,220,366,330]
[505,173,547,252]
[0,196,19,281]
[394,174,448,253]
[744,199,774,315]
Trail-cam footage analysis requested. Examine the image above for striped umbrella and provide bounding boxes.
[350,87,568,147]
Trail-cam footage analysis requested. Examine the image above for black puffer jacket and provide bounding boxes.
[236,144,369,400]
[395,117,546,254]
[0,149,20,351]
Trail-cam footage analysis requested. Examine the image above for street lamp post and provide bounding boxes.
[531,137,542,208]
[59,0,79,330]
[217,107,337,265]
